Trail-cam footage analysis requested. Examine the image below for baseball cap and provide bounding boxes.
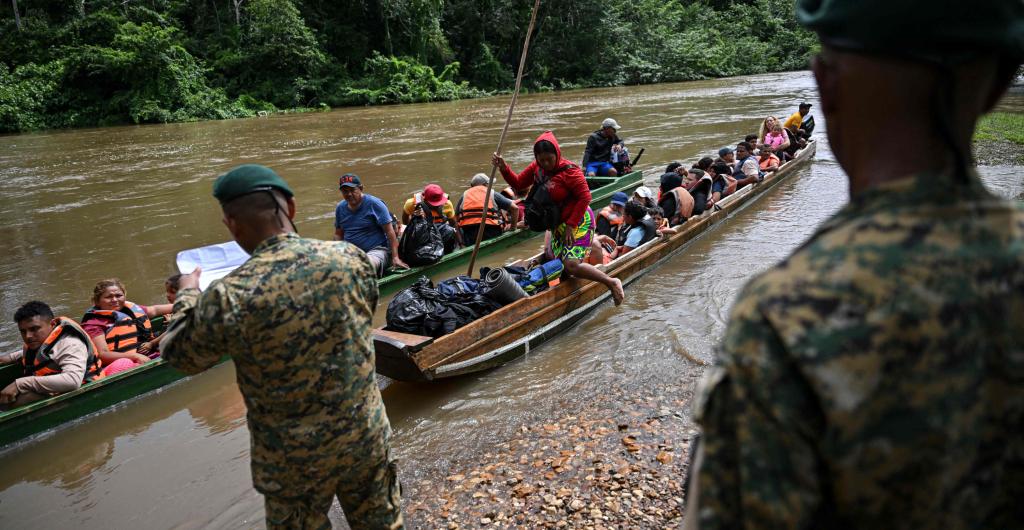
[610,191,628,206]
[338,173,362,189]
[799,102,812,109]
[213,164,294,205]
[422,184,448,207]
[601,118,621,130]
[633,186,654,199]
[718,147,734,157]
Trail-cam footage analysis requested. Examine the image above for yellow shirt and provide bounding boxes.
[783,111,803,130]
[403,197,456,222]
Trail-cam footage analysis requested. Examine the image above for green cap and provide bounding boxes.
[212,164,295,204]
[797,0,1024,60]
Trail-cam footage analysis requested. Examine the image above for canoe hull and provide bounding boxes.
[375,141,817,382]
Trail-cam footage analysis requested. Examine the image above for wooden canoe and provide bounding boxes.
[377,171,644,295]
[374,140,818,382]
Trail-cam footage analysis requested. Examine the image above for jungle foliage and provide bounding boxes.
[0,0,817,132]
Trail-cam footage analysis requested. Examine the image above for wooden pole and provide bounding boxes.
[466,0,541,277]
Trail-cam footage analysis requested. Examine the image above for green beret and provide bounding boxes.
[213,164,295,204]
[797,0,1024,60]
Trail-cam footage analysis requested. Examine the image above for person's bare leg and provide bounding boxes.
[563,258,624,305]
[585,239,605,265]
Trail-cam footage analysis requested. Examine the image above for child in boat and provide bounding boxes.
[596,201,658,261]
[763,123,788,154]
[649,206,678,235]
[0,301,102,409]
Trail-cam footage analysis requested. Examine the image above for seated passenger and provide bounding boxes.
[757,115,782,143]
[708,162,736,208]
[597,201,657,261]
[684,169,713,217]
[783,103,813,136]
[500,185,528,228]
[457,174,519,244]
[744,134,761,155]
[649,206,677,235]
[758,145,782,173]
[693,157,714,172]
[596,191,628,240]
[141,273,185,355]
[715,147,737,170]
[633,186,656,209]
[403,183,462,252]
[334,173,407,274]
[0,301,102,409]
[783,124,808,161]
[658,173,695,226]
[731,142,762,190]
[582,118,625,177]
[165,273,182,304]
[762,123,790,155]
[81,279,171,375]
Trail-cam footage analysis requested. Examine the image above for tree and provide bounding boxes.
[11,0,21,30]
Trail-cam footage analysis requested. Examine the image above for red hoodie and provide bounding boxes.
[498,131,592,228]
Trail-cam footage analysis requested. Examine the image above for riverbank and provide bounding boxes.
[399,373,702,528]
[974,112,1024,165]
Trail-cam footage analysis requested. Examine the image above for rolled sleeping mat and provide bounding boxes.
[482,267,529,304]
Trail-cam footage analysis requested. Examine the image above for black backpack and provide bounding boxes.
[523,171,564,232]
[398,216,444,266]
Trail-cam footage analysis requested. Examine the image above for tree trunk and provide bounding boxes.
[232,0,244,26]
[78,0,85,17]
[11,0,21,30]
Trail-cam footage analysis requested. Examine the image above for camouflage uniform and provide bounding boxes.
[163,233,403,530]
[691,170,1024,528]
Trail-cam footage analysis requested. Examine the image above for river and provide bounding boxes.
[0,71,1021,528]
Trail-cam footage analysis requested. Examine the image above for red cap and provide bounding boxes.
[422,184,448,207]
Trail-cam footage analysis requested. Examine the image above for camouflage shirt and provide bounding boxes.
[693,170,1024,529]
[162,233,392,497]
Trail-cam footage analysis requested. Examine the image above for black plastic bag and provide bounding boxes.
[398,216,444,266]
[385,278,446,335]
[437,223,458,254]
[385,277,500,337]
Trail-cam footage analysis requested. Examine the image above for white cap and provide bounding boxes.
[601,118,621,130]
[633,186,653,199]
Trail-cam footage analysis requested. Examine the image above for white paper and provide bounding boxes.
[176,241,250,290]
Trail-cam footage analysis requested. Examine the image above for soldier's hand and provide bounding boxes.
[179,267,202,291]
[0,383,18,404]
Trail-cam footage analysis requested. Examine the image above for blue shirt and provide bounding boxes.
[335,194,391,252]
[623,224,645,248]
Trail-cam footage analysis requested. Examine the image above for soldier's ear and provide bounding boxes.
[285,197,296,220]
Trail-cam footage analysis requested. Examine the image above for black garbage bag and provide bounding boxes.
[385,277,500,337]
[398,216,444,266]
[437,223,458,254]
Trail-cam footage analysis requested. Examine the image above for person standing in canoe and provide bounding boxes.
[684,1,1024,528]
[162,165,403,530]
[492,131,624,305]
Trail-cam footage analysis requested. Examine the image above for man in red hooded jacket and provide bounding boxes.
[492,131,625,305]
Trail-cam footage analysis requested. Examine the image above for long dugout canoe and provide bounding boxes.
[374,140,818,382]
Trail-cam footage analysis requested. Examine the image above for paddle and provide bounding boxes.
[466,0,542,278]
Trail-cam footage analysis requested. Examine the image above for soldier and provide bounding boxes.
[162,164,403,529]
[684,1,1024,529]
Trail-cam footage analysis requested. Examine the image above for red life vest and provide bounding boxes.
[458,186,503,227]
[82,301,154,353]
[597,205,624,227]
[22,317,102,382]
[413,193,449,225]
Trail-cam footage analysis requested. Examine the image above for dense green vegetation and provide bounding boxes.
[0,0,817,133]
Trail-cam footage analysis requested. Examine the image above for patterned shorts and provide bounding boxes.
[550,207,595,262]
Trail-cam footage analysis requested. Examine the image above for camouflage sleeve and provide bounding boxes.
[161,285,233,375]
[695,290,827,530]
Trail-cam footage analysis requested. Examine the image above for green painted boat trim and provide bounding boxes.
[0,170,643,449]
[376,171,644,296]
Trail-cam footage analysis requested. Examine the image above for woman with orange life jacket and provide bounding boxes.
[657,170,695,226]
[81,279,172,375]
[0,301,102,408]
[595,191,628,240]
[457,173,520,244]
[492,131,625,305]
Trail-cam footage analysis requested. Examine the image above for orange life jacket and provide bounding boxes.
[458,186,503,227]
[669,187,695,222]
[82,301,154,353]
[22,316,102,382]
[597,205,624,227]
[725,175,738,196]
[413,193,449,225]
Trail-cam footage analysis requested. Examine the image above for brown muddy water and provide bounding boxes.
[0,72,1021,528]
